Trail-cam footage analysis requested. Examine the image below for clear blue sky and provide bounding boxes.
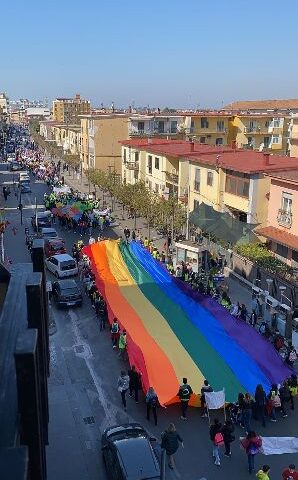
[2,0,298,108]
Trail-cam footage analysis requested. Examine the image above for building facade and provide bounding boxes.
[52,94,90,123]
[288,114,298,157]
[224,98,298,114]
[183,113,231,146]
[257,171,298,267]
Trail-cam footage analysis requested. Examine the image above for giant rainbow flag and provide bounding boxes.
[84,240,292,406]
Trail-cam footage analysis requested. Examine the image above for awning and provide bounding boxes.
[189,203,259,245]
[257,226,298,251]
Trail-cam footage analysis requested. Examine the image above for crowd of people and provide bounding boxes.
[11,141,298,478]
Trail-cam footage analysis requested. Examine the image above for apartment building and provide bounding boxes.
[231,114,289,154]
[0,93,8,114]
[129,114,184,137]
[224,98,298,114]
[288,114,298,157]
[257,171,298,267]
[182,113,231,147]
[52,94,90,123]
[80,114,131,172]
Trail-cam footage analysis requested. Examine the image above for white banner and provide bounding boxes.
[205,389,225,410]
[261,437,298,455]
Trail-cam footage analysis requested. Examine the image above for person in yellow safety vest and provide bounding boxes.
[148,243,154,254]
[152,248,158,259]
[143,237,149,248]
[118,330,127,359]
[207,276,214,290]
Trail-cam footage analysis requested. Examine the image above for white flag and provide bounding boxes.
[261,437,298,455]
[205,389,225,410]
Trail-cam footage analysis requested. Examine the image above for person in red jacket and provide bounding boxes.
[282,464,298,480]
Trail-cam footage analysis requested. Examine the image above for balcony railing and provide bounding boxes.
[244,126,268,134]
[129,128,178,136]
[124,161,139,170]
[194,181,200,192]
[165,172,178,184]
[277,209,292,228]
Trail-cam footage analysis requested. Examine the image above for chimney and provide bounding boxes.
[147,137,152,144]
[264,153,270,166]
[190,141,195,152]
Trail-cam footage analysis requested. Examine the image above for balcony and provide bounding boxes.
[165,172,178,184]
[277,209,292,228]
[193,181,200,192]
[125,161,139,170]
[244,126,268,134]
[129,127,178,136]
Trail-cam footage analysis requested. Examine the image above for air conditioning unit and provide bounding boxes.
[279,303,292,314]
[265,295,279,308]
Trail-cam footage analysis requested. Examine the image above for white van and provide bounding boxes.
[45,254,78,278]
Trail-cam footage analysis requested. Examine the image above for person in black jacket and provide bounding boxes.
[161,423,184,470]
[222,419,235,457]
[128,365,141,403]
[254,384,266,427]
[178,377,193,420]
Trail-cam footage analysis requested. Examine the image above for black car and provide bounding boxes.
[31,212,51,230]
[9,161,22,171]
[52,279,82,308]
[102,423,165,480]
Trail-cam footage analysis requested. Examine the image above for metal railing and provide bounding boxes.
[277,209,292,228]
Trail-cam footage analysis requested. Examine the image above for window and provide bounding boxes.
[276,243,288,258]
[158,121,164,133]
[272,135,280,144]
[225,170,250,198]
[281,193,293,213]
[135,152,139,162]
[216,138,223,146]
[201,117,209,128]
[273,118,280,128]
[170,121,177,133]
[207,171,214,186]
[155,183,159,193]
[194,168,200,191]
[137,121,144,132]
[265,120,270,128]
[200,136,206,143]
[292,250,298,263]
[217,120,225,132]
[148,155,152,174]
[123,148,126,162]
[190,120,195,133]
[263,136,270,148]
[155,157,160,169]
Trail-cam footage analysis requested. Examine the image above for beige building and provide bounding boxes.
[224,98,298,114]
[231,114,289,154]
[52,94,90,123]
[288,114,298,157]
[79,114,131,173]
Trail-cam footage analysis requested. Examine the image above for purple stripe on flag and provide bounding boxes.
[172,277,292,385]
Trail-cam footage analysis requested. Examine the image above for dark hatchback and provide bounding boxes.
[32,212,51,230]
[102,423,165,480]
[52,279,82,308]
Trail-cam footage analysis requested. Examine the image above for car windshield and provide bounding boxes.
[61,288,78,295]
[60,261,76,271]
[43,232,57,238]
[51,243,64,251]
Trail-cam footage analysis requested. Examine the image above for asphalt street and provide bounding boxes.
[1,162,298,480]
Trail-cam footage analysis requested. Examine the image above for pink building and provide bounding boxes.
[258,170,298,267]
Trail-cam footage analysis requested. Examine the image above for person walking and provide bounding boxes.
[117,370,130,411]
[111,318,120,348]
[128,365,141,403]
[209,418,223,466]
[282,464,298,480]
[161,423,184,470]
[118,330,127,359]
[201,379,213,417]
[178,377,193,420]
[241,431,262,474]
[242,392,254,433]
[222,419,235,457]
[146,387,158,426]
[254,384,267,427]
[256,465,271,480]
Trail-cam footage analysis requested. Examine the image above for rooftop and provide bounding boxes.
[120,139,298,174]
[266,169,298,184]
[257,226,298,251]
[224,99,298,111]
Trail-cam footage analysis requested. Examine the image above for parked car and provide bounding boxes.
[19,171,30,181]
[39,227,58,239]
[52,279,82,308]
[31,211,52,230]
[20,181,31,193]
[101,423,164,480]
[9,161,22,171]
[44,238,66,257]
[45,254,78,278]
